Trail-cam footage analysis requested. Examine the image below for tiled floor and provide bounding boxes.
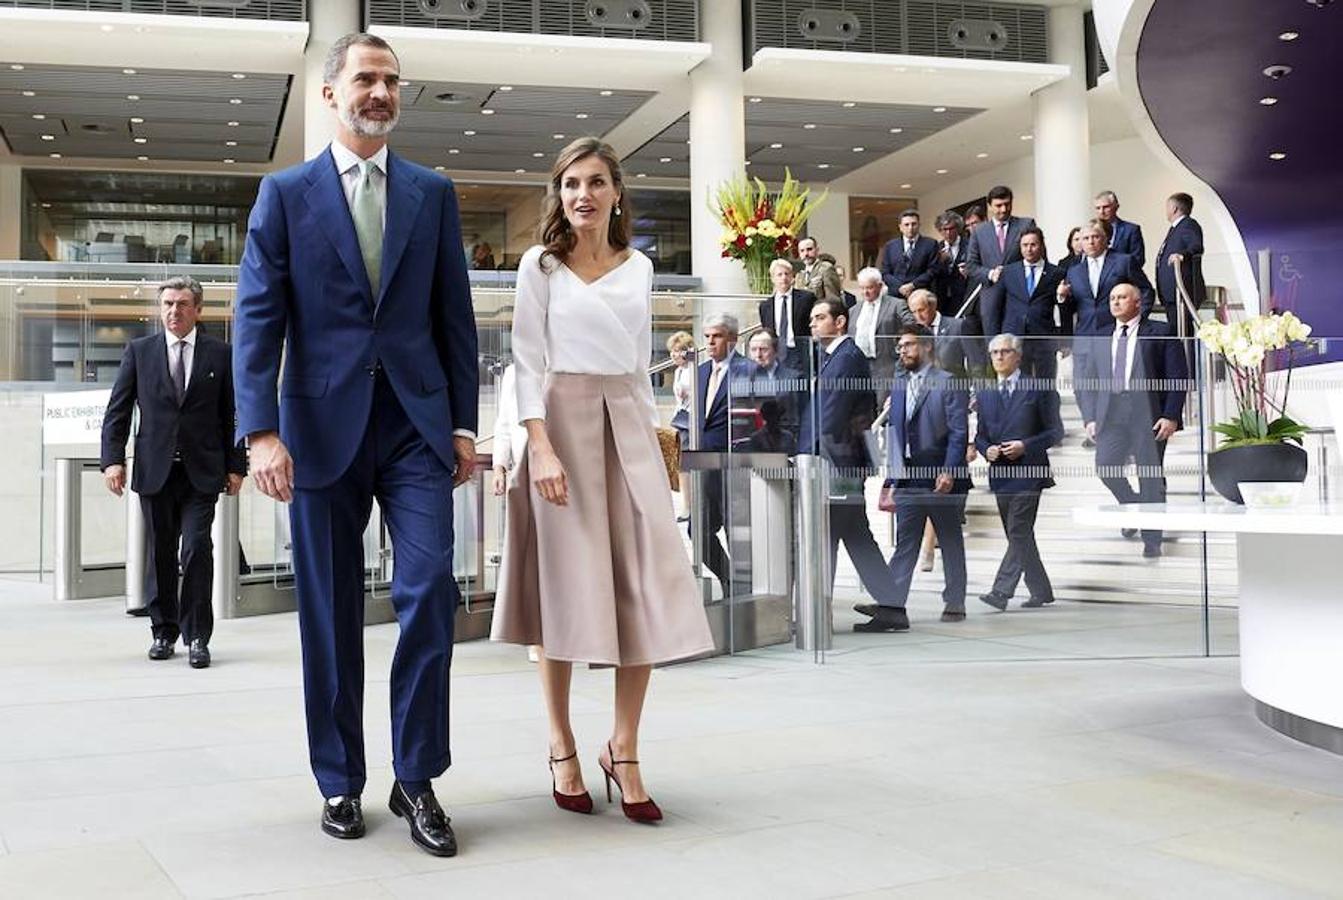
[1,576,1341,899]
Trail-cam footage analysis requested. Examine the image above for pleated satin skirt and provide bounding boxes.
[491,373,716,666]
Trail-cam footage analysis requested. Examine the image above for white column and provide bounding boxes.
[804,189,851,280]
[1032,4,1090,253]
[0,165,21,259]
[303,0,362,160]
[688,0,748,295]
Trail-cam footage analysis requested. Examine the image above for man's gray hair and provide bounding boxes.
[768,258,794,277]
[159,275,203,307]
[323,32,399,84]
[704,312,740,336]
[856,266,884,287]
[935,210,965,231]
[1094,189,1119,205]
[989,332,1023,353]
[907,288,937,310]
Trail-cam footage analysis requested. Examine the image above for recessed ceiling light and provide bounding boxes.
[122,68,137,75]
[126,94,140,101]
[229,98,242,105]
[21,90,36,97]
[99,24,113,32]
[817,163,831,169]
[39,134,54,141]
[575,112,589,119]
[841,101,856,108]
[130,116,144,123]
[933,106,947,112]
[223,158,235,163]
[227,120,239,127]
[1020,133,1033,141]
[1279,30,1299,41]
[1260,96,1279,105]
[448,148,460,154]
[770,142,783,149]
[49,152,61,158]
[936,168,948,174]
[599,89,613,96]
[889,127,903,133]
[232,72,246,79]
[1269,151,1287,160]
[532,151,544,157]
[31,113,44,120]
[900,183,912,189]
[749,97,762,103]
[40,202,51,208]
[976,151,989,158]
[9,64,23,71]
[659,156,672,162]
[852,146,864,152]
[498,84,513,91]
[463,129,476,136]
[137,155,148,161]
[803,123,817,129]
[481,108,495,115]
[134,137,147,144]
[636,172,647,178]
[743,161,752,167]
[552,133,565,139]
[514,168,526,174]
[225,140,238,147]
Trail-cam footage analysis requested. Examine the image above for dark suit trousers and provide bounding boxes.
[1095,393,1168,549]
[829,501,900,606]
[692,470,732,589]
[888,489,968,609]
[141,462,217,644]
[1021,339,1058,382]
[289,373,458,798]
[991,492,1054,601]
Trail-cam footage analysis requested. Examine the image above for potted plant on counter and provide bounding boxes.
[1199,311,1313,504]
[711,169,826,294]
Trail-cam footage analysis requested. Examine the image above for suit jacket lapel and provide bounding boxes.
[305,148,374,306]
[182,335,207,404]
[378,151,425,307]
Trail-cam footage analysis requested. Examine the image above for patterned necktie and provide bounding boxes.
[1113,325,1130,392]
[996,221,1007,252]
[172,339,187,404]
[352,160,383,295]
[1000,378,1010,401]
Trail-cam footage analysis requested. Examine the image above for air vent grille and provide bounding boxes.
[367,0,698,40]
[1,0,304,19]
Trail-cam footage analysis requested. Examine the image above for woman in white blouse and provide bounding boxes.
[492,138,714,824]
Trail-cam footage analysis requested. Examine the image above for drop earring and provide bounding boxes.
[614,205,622,216]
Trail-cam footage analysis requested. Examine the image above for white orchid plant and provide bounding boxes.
[1198,311,1313,449]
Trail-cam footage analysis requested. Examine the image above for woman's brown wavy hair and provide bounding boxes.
[538,137,631,269]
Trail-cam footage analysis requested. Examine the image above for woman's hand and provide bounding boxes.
[529,443,569,506]
[491,465,508,497]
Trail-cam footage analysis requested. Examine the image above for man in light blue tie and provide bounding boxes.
[233,32,477,856]
[999,227,1066,381]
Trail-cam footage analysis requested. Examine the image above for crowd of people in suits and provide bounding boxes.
[676,184,1202,631]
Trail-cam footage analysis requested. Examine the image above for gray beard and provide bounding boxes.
[339,103,399,138]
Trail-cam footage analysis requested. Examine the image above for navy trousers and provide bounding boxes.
[290,373,458,798]
[887,489,968,610]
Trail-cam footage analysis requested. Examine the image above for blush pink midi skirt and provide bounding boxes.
[491,373,716,666]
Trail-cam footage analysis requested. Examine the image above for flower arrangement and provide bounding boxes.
[1198,311,1313,448]
[711,169,827,293]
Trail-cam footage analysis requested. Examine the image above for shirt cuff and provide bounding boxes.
[452,428,476,440]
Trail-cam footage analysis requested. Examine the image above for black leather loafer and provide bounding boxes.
[853,606,910,633]
[188,639,211,669]
[979,592,1009,611]
[148,637,175,661]
[1021,596,1055,608]
[941,606,967,622]
[321,796,365,839]
[389,781,457,857]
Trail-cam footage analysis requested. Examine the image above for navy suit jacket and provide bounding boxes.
[1000,260,1065,337]
[757,288,816,351]
[697,353,755,451]
[1063,251,1154,336]
[1108,217,1146,268]
[935,240,970,315]
[930,314,971,377]
[745,362,804,434]
[965,215,1036,287]
[878,235,940,297]
[101,331,247,495]
[974,381,1063,493]
[233,147,479,489]
[797,337,878,473]
[1077,319,1189,431]
[885,366,971,493]
[1156,216,1205,310]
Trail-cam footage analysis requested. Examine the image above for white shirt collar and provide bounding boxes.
[1114,317,1139,334]
[1170,214,1186,228]
[331,140,388,176]
[930,313,943,331]
[823,334,849,354]
[997,369,1021,387]
[1089,252,1106,267]
[165,326,197,349]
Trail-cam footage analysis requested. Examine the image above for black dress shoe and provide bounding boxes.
[389,781,457,857]
[853,602,880,617]
[148,637,175,660]
[1021,596,1055,608]
[941,606,966,622]
[853,606,910,632]
[1121,528,1139,539]
[321,796,365,840]
[188,639,211,669]
[978,591,1009,611]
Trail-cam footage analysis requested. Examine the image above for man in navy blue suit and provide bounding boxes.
[879,209,941,301]
[694,313,754,596]
[233,33,477,855]
[797,300,903,623]
[1155,192,1205,345]
[965,185,1036,351]
[1058,219,1154,337]
[1077,283,1188,559]
[1094,190,1146,268]
[857,324,971,630]
[999,227,1066,380]
[975,334,1064,611]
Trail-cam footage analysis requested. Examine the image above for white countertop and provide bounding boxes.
[1073,502,1343,536]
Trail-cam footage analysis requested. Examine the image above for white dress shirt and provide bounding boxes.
[1111,318,1140,390]
[853,297,881,358]
[1088,252,1107,297]
[774,291,795,347]
[512,245,659,428]
[1023,260,1041,294]
[165,327,197,392]
[996,369,1021,396]
[330,140,388,229]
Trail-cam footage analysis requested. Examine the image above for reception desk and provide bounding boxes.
[1075,502,1343,755]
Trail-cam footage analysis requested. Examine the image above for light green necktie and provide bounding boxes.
[351,160,383,295]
